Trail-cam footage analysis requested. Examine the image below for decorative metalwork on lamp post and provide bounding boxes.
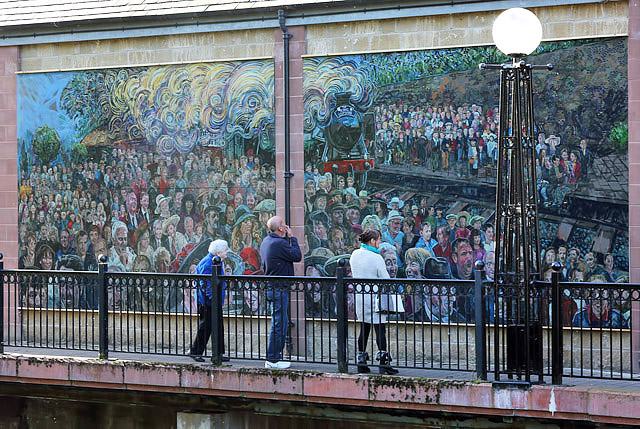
[480,8,552,382]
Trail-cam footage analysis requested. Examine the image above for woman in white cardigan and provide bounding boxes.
[349,229,398,375]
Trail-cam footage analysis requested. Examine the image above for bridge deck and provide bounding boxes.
[3,347,640,427]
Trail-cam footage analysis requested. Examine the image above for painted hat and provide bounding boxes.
[311,190,329,205]
[162,214,180,234]
[343,187,358,200]
[310,210,330,226]
[387,210,404,223]
[469,215,485,226]
[154,194,171,214]
[457,211,470,222]
[387,196,405,209]
[253,198,276,213]
[361,214,382,232]
[324,254,351,277]
[445,213,458,221]
[358,190,369,199]
[423,256,452,279]
[232,205,256,229]
[327,200,345,213]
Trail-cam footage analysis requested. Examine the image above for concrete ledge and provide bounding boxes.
[1,354,640,426]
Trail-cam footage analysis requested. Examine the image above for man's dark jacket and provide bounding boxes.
[260,232,302,276]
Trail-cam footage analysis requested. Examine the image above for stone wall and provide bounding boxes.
[19,29,275,72]
[306,3,628,56]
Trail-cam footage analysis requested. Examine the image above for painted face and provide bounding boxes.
[420,224,432,242]
[454,241,473,279]
[115,227,128,253]
[557,247,567,263]
[240,218,252,235]
[405,261,421,279]
[154,221,163,238]
[436,227,448,247]
[545,249,556,265]
[127,193,137,212]
[39,249,54,270]
[330,231,345,253]
[383,251,398,278]
[77,235,88,254]
[313,221,327,241]
[484,251,495,279]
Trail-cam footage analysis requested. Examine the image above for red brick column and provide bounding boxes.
[629,0,640,372]
[0,47,18,269]
[274,26,307,358]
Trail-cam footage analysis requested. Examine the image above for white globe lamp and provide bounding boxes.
[492,8,542,57]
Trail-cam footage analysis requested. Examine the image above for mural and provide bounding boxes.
[17,60,276,311]
[303,38,629,324]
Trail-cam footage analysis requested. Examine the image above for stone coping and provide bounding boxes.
[1,352,640,426]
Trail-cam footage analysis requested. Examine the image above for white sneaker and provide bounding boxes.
[265,360,291,369]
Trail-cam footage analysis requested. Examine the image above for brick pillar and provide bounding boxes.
[274,25,307,357]
[0,47,18,269]
[629,0,640,372]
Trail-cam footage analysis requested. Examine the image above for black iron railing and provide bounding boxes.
[1,256,639,383]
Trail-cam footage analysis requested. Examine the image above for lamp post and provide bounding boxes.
[480,8,552,382]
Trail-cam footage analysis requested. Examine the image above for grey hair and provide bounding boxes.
[112,220,127,241]
[208,239,229,255]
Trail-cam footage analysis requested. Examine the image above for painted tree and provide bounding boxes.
[70,141,88,165]
[32,125,61,166]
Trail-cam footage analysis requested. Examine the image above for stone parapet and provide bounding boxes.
[1,353,640,426]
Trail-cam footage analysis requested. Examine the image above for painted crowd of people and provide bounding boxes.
[371,101,596,209]
[18,145,277,311]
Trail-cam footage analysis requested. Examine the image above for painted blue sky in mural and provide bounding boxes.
[18,72,78,161]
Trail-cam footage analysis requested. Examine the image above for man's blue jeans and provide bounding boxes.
[266,286,289,362]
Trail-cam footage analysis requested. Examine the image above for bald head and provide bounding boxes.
[267,215,290,238]
[267,216,283,232]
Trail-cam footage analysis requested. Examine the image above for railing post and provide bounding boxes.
[98,254,108,360]
[0,253,4,354]
[551,261,563,385]
[211,255,222,366]
[474,260,487,380]
[336,258,348,373]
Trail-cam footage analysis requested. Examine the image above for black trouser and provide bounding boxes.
[357,322,387,352]
[190,304,224,355]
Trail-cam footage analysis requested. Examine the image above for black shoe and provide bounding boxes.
[357,352,370,374]
[189,354,205,363]
[377,351,399,375]
[221,355,230,362]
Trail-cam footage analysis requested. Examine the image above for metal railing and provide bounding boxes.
[2,255,639,383]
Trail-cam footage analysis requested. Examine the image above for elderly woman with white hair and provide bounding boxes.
[189,239,231,362]
[108,220,136,272]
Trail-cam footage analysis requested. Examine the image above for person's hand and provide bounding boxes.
[284,225,292,237]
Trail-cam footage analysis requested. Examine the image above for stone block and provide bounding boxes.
[123,361,181,389]
[395,18,420,33]
[17,356,69,383]
[181,366,241,392]
[545,22,574,40]
[438,30,468,47]
[0,355,17,378]
[69,360,124,385]
[304,372,368,401]
[571,4,600,21]
[451,13,468,29]
[237,368,303,397]
[371,34,400,52]
[380,19,396,35]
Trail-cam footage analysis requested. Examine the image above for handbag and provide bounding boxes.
[375,292,405,314]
